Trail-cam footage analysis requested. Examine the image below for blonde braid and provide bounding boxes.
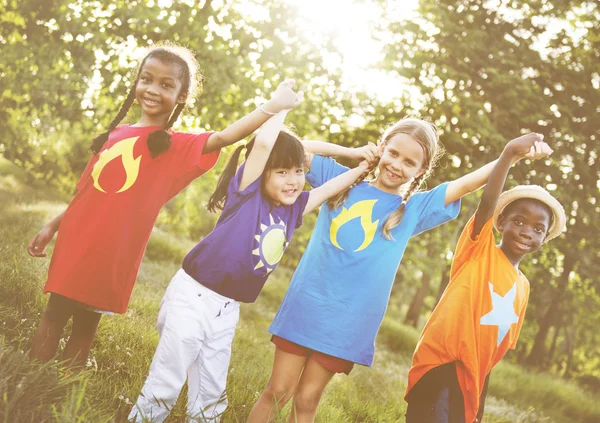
[382,171,429,240]
[328,157,380,210]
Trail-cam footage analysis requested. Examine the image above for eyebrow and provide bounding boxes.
[140,71,176,82]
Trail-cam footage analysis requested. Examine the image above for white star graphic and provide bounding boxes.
[480,281,519,346]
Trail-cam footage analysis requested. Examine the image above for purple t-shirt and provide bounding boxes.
[182,163,309,302]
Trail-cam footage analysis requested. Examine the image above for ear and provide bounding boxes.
[497,214,506,230]
[378,141,385,157]
[177,92,188,104]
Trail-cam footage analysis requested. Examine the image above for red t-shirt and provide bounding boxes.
[405,215,530,423]
[44,125,219,313]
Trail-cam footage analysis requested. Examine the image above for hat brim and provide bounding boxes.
[493,185,566,243]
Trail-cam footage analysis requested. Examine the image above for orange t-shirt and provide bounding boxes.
[405,215,530,423]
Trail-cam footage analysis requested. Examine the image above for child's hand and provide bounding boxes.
[504,133,553,163]
[27,226,56,257]
[263,79,303,113]
[353,142,379,164]
[357,159,371,172]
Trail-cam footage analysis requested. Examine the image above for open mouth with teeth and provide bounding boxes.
[282,188,298,197]
[143,97,161,106]
[385,168,402,181]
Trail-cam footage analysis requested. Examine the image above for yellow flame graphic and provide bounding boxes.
[91,137,142,193]
[329,199,379,252]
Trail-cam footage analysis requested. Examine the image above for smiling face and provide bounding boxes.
[135,56,187,126]
[498,198,552,265]
[263,166,306,206]
[375,133,426,193]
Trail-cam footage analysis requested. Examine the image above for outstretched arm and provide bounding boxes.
[204,79,302,153]
[471,133,552,238]
[302,140,378,169]
[27,211,65,257]
[444,134,550,207]
[303,161,370,215]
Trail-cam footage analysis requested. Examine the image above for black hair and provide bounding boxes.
[90,44,201,158]
[207,131,305,212]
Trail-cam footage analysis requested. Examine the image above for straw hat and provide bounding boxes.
[493,185,566,243]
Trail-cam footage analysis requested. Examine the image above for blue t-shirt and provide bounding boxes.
[269,155,461,366]
[182,163,309,303]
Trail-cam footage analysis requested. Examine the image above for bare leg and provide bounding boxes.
[62,307,101,368]
[288,358,335,423]
[247,347,307,423]
[30,296,73,362]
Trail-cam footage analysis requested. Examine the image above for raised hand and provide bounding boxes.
[505,133,553,163]
[353,142,379,165]
[264,79,304,113]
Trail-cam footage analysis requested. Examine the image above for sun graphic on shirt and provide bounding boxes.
[252,214,288,275]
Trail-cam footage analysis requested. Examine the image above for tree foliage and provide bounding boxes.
[1,0,598,382]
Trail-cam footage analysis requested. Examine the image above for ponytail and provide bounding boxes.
[207,140,255,213]
[90,85,137,154]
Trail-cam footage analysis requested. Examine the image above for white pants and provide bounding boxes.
[129,269,240,423]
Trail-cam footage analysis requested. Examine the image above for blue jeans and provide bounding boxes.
[405,362,466,423]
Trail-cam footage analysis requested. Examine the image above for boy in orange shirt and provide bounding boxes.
[405,134,566,423]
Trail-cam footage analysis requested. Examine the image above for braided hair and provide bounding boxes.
[328,117,444,240]
[328,157,380,210]
[90,44,201,158]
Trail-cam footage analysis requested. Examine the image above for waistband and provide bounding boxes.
[175,268,237,304]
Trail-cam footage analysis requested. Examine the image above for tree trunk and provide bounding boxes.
[526,255,576,366]
[404,243,437,327]
[404,272,432,327]
[548,323,561,364]
[563,322,577,379]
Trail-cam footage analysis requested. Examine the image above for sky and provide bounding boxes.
[284,0,420,103]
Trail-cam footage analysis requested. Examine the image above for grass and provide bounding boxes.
[1,156,599,422]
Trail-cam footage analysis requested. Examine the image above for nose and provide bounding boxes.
[388,161,401,172]
[519,227,533,240]
[288,174,303,186]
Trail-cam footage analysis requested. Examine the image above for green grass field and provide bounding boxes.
[1,156,599,422]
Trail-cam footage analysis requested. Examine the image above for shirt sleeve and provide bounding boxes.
[292,191,311,229]
[450,214,496,279]
[409,182,461,237]
[75,156,97,191]
[168,131,220,197]
[305,155,349,188]
[225,162,262,208]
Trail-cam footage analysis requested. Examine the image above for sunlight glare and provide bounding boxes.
[286,0,419,103]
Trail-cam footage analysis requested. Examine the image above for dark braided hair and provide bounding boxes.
[90,44,201,158]
[90,85,137,154]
